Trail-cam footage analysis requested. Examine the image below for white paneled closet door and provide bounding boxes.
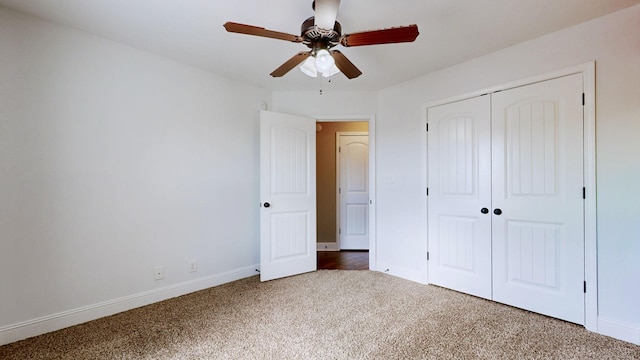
[491,74,585,324]
[427,73,585,324]
[427,95,493,300]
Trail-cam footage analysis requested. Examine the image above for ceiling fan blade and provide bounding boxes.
[340,24,419,47]
[224,22,302,43]
[331,50,362,79]
[314,0,341,30]
[270,52,311,77]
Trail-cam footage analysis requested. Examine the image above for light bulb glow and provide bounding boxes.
[314,49,335,74]
[322,64,340,78]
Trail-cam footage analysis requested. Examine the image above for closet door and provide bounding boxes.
[427,95,492,299]
[491,74,585,324]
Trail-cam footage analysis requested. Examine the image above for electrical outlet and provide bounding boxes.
[189,260,197,273]
[154,265,164,280]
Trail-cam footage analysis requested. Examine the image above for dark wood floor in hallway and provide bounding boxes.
[317,251,369,270]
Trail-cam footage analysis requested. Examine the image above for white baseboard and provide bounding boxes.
[317,242,339,251]
[0,264,259,346]
[597,317,640,345]
[375,261,423,283]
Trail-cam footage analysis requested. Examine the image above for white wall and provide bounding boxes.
[376,5,640,343]
[0,7,268,343]
[272,90,377,117]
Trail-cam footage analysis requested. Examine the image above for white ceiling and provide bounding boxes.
[1,0,639,91]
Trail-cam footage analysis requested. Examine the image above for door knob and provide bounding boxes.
[481,208,489,214]
[493,208,502,215]
[263,202,271,208]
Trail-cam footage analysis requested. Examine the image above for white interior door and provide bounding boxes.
[491,74,585,324]
[260,110,317,282]
[427,95,493,299]
[337,133,369,250]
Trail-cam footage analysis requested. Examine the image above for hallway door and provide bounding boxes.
[337,132,369,250]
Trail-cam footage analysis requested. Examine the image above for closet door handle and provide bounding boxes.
[481,208,489,214]
[263,202,271,208]
[493,208,502,215]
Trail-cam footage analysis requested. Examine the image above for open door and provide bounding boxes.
[260,110,317,281]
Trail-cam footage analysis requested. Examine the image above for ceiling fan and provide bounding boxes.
[223,0,419,79]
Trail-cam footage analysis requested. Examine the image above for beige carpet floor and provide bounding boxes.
[1,270,639,359]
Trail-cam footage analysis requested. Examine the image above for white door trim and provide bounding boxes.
[422,61,597,332]
[315,114,376,270]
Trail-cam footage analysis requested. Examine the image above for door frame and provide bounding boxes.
[336,131,370,250]
[422,62,597,331]
[315,115,376,270]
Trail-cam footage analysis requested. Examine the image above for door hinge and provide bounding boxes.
[426,187,429,196]
[582,93,585,106]
[338,146,341,153]
[426,123,429,132]
[584,281,587,293]
[427,252,430,261]
[339,228,341,235]
[583,187,586,199]
[339,187,341,194]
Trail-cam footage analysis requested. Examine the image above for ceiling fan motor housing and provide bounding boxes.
[301,17,342,52]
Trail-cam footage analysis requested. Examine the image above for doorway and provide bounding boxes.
[316,120,371,269]
[259,111,377,280]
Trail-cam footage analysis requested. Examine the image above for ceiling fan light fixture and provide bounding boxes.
[300,56,318,77]
[322,64,340,78]
[314,49,335,73]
